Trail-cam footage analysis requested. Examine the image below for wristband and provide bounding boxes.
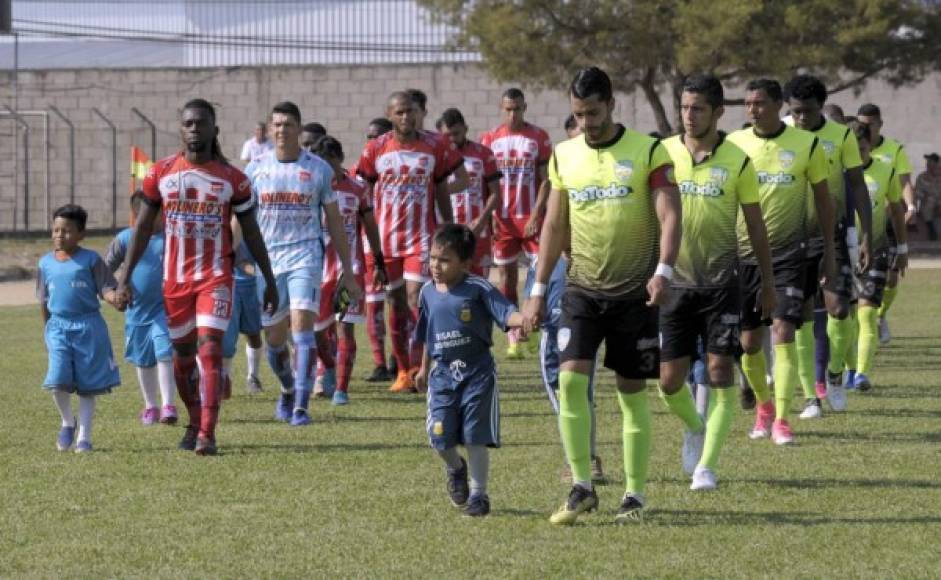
[530,282,548,297]
[896,243,908,255]
[654,263,674,281]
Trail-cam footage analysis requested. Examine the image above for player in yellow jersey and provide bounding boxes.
[522,67,681,524]
[728,79,835,446]
[659,74,775,491]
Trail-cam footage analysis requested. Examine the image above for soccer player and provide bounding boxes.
[299,122,327,151]
[414,224,525,517]
[117,98,279,455]
[240,121,273,164]
[106,192,177,425]
[481,88,553,359]
[356,91,464,393]
[247,101,361,425]
[522,67,682,524]
[728,79,835,446]
[847,120,908,391]
[436,108,502,277]
[784,74,873,416]
[311,135,385,405]
[39,204,123,453]
[660,74,775,490]
[857,103,916,345]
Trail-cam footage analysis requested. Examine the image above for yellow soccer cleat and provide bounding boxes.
[549,485,598,525]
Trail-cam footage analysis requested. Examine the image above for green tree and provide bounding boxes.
[419,0,941,135]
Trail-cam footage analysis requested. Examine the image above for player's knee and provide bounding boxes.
[706,359,733,386]
[657,361,686,393]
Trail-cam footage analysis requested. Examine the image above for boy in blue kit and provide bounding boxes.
[415,224,524,517]
[106,192,177,425]
[222,222,265,397]
[38,204,123,453]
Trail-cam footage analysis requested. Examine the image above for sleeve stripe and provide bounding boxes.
[648,140,660,165]
[810,136,820,157]
[739,156,750,176]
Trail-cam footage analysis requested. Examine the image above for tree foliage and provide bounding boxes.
[419,0,941,134]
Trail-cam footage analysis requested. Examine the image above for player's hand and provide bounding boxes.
[522,296,545,335]
[469,216,485,238]
[373,265,388,289]
[759,282,776,320]
[820,251,837,291]
[341,271,363,301]
[114,282,132,308]
[262,283,279,317]
[905,206,917,225]
[646,275,670,306]
[414,366,428,393]
[857,236,872,274]
[894,252,909,278]
[523,214,540,239]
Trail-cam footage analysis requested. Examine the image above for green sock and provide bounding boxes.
[857,305,879,375]
[741,350,771,403]
[617,390,651,496]
[700,386,735,470]
[773,342,798,421]
[827,315,852,374]
[660,385,704,432]
[877,285,898,318]
[795,322,816,399]
[845,308,858,371]
[558,371,592,486]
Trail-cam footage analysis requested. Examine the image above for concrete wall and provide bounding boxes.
[1,63,939,231]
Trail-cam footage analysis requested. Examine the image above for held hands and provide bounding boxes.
[262,283,279,317]
[893,251,909,277]
[114,282,132,311]
[521,296,545,335]
[341,271,364,301]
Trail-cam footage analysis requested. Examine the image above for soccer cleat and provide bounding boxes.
[331,390,349,406]
[771,419,795,445]
[878,317,891,345]
[505,343,524,360]
[549,485,598,525]
[160,405,178,425]
[389,370,416,393]
[140,407,159,426]
[682,428,706,475]
[815,381,828,400]
[844,370,857,391]
[591,455,605,483]
[245,375,263,394]
[275,392,294,422]
[320,367,337,398]
[854,372,872,392]
[179,425,199,451]
[740,385,756,410]
[194,435,217,456]
[463,493,491,518]
[447,458,470,507]
[690,466,718,491]
[827,372,848,411]
[614,493,645,524]
[74,440,93,454]
[365,365,391,383]
[748,400,775,439]
[56,421,76,452]
[290,409,312,426]
[799,398,823,420]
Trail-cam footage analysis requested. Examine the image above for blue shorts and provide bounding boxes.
[44,314,121,394]
[257,266,321,326]
[124,317,173,367]
[224,281,262,358]
[426,361,500,450]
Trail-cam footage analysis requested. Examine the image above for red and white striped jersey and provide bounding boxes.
[479,123,552,221]
[323,172,371,282]
[142,153,253,284]
[356,130,463,257]
[450,140,502,239]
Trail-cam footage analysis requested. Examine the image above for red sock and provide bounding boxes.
[366,300,387,367]
[173,353,201,428]
[389,305,411,373]
[337,326,356,393]
[408,306,423,369]
[196,338,223,439]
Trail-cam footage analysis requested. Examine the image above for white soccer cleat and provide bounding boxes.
[878,317,891,346]
[690,465,717,491]
[827,371,848,412]
[682,428,706,475]
[799,398,823,419]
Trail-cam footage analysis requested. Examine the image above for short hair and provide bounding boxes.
[182,98,217,123]
[784,74,827,105]
[271,101,302,125]
[405,88,428,112]
[563,114,577,132]
[387,91,413,110]
[745,78,783,102]
[302,122,326,136]
[502,87,525,102]
[847,119,872,144]
[823,103,845,123]
[433,223,476,262]
[570,67,613,102]
[130,189,145,214]
[683,73,725,109]
[53,203,88,231]
[438,108,466,129]
[368,118,393,135]
[857,103,881,118]
[312,135,344,163]
[256,121,266,130]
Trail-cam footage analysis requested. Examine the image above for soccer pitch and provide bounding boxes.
[1,272,939,578]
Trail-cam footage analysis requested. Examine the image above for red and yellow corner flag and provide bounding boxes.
[130,146,152,193]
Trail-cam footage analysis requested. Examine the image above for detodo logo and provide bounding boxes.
[757,171,795,185]
[678,181,723,197]
[569,182,631,202]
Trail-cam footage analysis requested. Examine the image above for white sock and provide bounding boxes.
[136,366,159,409]
[51,389,73,427]
[77,394,96,443]
[157,360,175,407]
[466,445,490,496]
[436,447,463,471]
[246,344,262,378]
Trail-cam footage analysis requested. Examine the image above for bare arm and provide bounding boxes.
[323,201,363,300]
[115,202,159,305]
[435,180,455,224]
[899,173,916,223]
[447,164,469,193]
[471,180,502,237]
[741,202,776,318]
[646,184,682,306]
[235,209,279,316]
[521,186,567,333]
[525,169,550,238]
[414,343,431,393]
[889,200,908,276]
[846,166,873,271]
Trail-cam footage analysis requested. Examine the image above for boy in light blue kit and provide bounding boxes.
[38,204,123,452]
[415,224,524,517]
[106,191,177,425]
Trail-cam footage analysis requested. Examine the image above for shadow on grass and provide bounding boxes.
[227,441,428,453]
[736,477,941,490]
[799,430,941,443]
[850,408,941,419]
[647,509,941,526]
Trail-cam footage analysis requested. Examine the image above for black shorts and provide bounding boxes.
[856,248,891,306]
[558,289,659,379]
[660,285,741,362]
[740,250,806,331]
[803,249,822,304]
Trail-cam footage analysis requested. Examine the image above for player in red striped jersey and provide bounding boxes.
[117,99,278,455]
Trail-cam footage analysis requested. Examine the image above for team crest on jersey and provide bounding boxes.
[557,327,571,352]
[822,140,836,156]
[710,167,729,185]
[875,153,891,165]
[778,150,796,169]
[211,182,224,194]
[614,160,634,182]
[460,302,472,322]
[299,171,311,182]
[867,180,879,196]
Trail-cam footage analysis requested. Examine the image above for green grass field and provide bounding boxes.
[2,271,940,578]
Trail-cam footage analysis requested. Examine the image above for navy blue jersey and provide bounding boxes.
[415,275,516,370]
[37,248,116,318]
[105,228,165,325]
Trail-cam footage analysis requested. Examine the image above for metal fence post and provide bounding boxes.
[91,107,117,230]
[131,107,156,160]
[3,105,30,231]
[49,106,75,206]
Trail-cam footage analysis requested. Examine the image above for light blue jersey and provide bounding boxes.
[105,228,165,325]
[246,149,337,275]
[37,248,115,318]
